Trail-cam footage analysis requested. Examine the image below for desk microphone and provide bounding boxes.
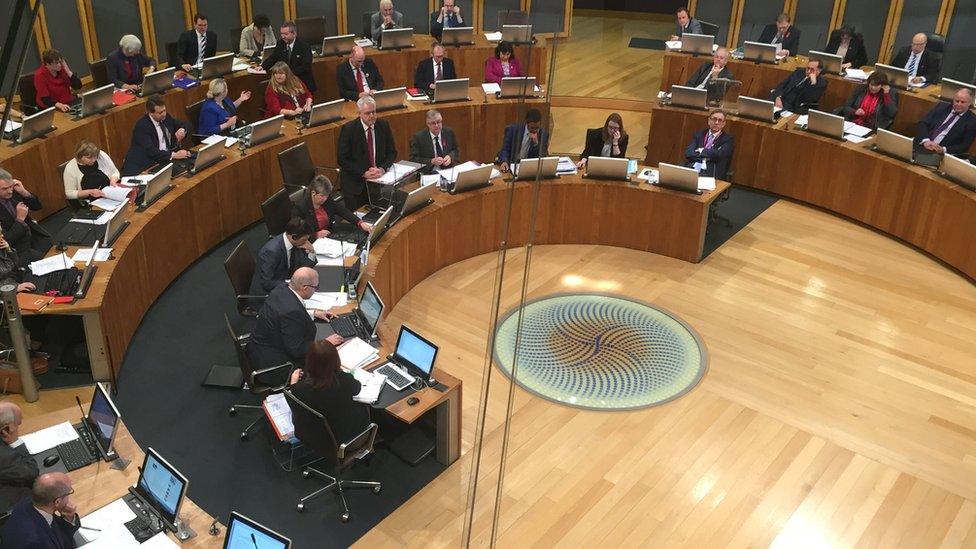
[75,395,86,420]
[675,61,688,88]
[743,74,756,98]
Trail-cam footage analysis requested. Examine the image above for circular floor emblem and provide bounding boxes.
[493,294,708,410]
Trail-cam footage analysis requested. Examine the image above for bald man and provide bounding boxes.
[0,402,38,512]
[915,88,976,156]
[891,32,941,84]
[336,45,385,101]
[1,472,80,548]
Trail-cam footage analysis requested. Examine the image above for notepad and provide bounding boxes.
[29,254,74,277]
[481,83,501,95]
[263,393,294,440]
[21,421,79,454]
[352,368,387,404]
[337,337,379,370]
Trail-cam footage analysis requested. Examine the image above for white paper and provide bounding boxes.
[201,135,228,146]
[231,62,250,72]
[3,120,22,132]
[794,114,809,127]
[352,368,387,403]
[304,291,347,310]
[407,93,429,102]
[421,174,441,187]
[481,83,501,94]
[77,498,137,545]
[263,393,294,439]
[557,156,577,174]
[100,186,131,202]
[665,40,682,50]
[22,421,79,454]
[71,248,112,262]
[698,177,717,191]
[70,209,115,225]
[844,134,869,144]
[368,161,420,185]
[484,32,503,42]
[312,237,344,258]
[28,254,74,277]
[337,337,379,370]
[845,68,868,80]
[843,121,873,137]
[637,168,658,183]
[88,197,125,211]
[436,161,501,183]
[354,38,373,48]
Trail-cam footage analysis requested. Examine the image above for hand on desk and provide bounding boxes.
[576,157,587,169]
[54,102,71,113]
[499,161,510,173]
[312,309,335,321]
[171,149,191,160]
[364,167,384,179]
[325,333,344,347]
[16,282,35,293]
[922,140,944,153]
[181,64,193,72]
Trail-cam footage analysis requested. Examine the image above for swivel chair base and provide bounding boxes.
[296,462,382,522]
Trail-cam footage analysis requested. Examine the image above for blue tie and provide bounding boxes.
[906,53,918,77]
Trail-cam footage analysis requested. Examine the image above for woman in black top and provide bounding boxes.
[824,26,868,70]
[288,339,371,444]
[291,175,372,242]
[576,113,629,169]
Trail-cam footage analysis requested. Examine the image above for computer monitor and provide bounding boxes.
[392,324,438,381]
[499,76,539,98]
[585,156,630,180]
[373,87,407,111]
[223,512,291,549]
[657,162,701,194]
[307,99,344,127]
[365,207,393,247]
[104,201,131,247]
[141,163,173,208]
[873,128,915,163]
[246,115,284,147]
[809,50,843,75]
[16,106,56,144]
[941,153,976,191]
[131,448,189,533]
[441,26,474,47]
[873,63,910,89]
[200,53,235,80]
[78,84,115,119]
[805,109,845,140]
[451,164,493,193]
[669,85,707,110]
[501,24,532,45]
[140,67,176,96]
[939,78,976,103]
[85,382,121,460]
[737,96,776,122]
[513,156,559,180]
[74,240,100,299]
[742,41,778,64]
[321,34,356,57]
[191,139,226,174]
[680,33,714,56]
[261,45,275,64]
[397,182,436,220]
[378,27,414,50]
[357,281,385,339]
[431,78,470,103]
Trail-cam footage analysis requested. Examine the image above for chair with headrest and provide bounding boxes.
[261,187,294,236]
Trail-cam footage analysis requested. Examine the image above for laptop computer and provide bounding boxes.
[261,45,276,63]
[14,106,56,144]
[873,63,911,89]
[585,156,630,180]
[499,76,539,98]
[670,85,707,109]
[940,154,976,191]
[441,26,474,47]
[223,512,291,549]
[513,156,559,180]
[305,99,344,127]
[200,53,235,80]
[245,114,284,147]
[138,163,174,209]
[657,162,702,194]
[804,109,845,139]
[375,324,439,391]
[76,84,115,119]
[939,78,976,103]
[872,128,915,163]
[379,27,414,50]
[38,383,121,471]
[809,50,844,75]
[431,77,470,103]
[364,206,393,248]
[373,87,407,111]
[501,24,533,45]
[390,182,436,227]
[125,448,189,535]
[140,67,175,96]
[190,138,226,174]
[74,240,100,299]
[327,280,384,340]
[681,33,714,56]
[742,41,779,64]
[321,34,356,57]
[737,96,776,122]
[450,164,493,193]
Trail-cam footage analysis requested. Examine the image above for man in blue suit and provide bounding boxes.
[257,217,317,293]
[497,108,549,173]
[684,109,734,179]
[914,88,976,156]
[1,472,80,549]
[120,94,191,176]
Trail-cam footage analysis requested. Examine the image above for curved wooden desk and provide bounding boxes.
[644,104,976,281]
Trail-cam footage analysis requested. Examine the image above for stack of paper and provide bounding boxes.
[557,156,577,174]
[844,134,870,144]
[436,161,501,183]
[21,421,79,454]
[89,186,131,211]
[202,134,238,147]
[697,177,717,191]
[845,68,869,81]
[794,114,809,127]
[312,237,345,265]
[28,254,74,277]
[665,40,682,50]
[232,61,251,71]
[484,32,503,42]
[263,393,295,440]
[637,168,658,183]
[304,291,347,310]
[351,368,387,403]
[337,337,379,370]
[71,247,112,262]
[355,38,373,48]
[481,83,501,95]
[368,161,421,185]
[3,120,21,132]
[843,121,872,137]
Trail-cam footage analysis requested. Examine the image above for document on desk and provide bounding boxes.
[202,134,239,147]
[70,209,115,225]
[844,134,869,144]
[71,247,113,262]
[794,114,809,127]
[312,238,344,265]
[22,421,79,454]
[845,68,869,81]
[3,120,22,132]
[263,393,295,440]
[88,186,131,211]
[77,498,136,546]
[338,337,379,370]
[304,291,347,310]
[436,161,501,183]
[557,156,577,175]
[481,83,501,95]
[484,32,503,42]
[29,253,74,277]
[352,368,387,404]
[232,61,251,72]
[698,177,717,191]
[368,161,421,185]
[665,40,682,50]
[843,121,872,137]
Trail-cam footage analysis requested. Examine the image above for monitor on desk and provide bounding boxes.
[85,382,121,460]
[307,99,344,127]
[321,34,356,57]
[373,87,407,111]
[379,27,414,50]
[441,26,474,47]
[358,281,385,339]
[809,50,843,75]
[941,153,976,191]
[131,448,189,533]
[261,45,275,64]
[585,156,630,180]
[737,96,776,122]
[670,85,707,110]
[499,76,539,98]
[104,201,132,247]
[513,156,559,180]
[657,162,702,194]
[365,207,393,248]
[680,33,714,56]
[140,163,174,208]
[742,41,778,64]
[939,78,976,103]
[451,164,493,194]
[431,78,470,103]
[391,324,438,382]
[246,115,284,147]
[873,128,915,163]
[223,512,291,549]
[804,109,845,140]
[501,24,533,45]
[200,53,235,80]
[873,63,910,89]
[16,106,56,144]
[140,67,176,97]
[78,84,115,119]
[191,139,226,174]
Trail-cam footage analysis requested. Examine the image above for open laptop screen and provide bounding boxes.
[223,512,291,549]
[85,383,120,457]
[358,282,384,336]
[133,448,188,531]
[394,325,438,377]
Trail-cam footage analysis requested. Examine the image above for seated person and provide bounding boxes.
[121,94,191,176]
[63,140,121,202]
[287,339,371,445]
[106,34,156,91]
[265,62,311,119]
[261,21,317,93]
[671,6,702,40]
[758,13,800,57]
[770,59,827,114]
[684,110,734,179]
[371,0,404,44]
[409,109,459,173]
[177,13,217,72]
[33,49,81,112]
[430,0,464,41]
[577,113,628,169]
[0,402,38,513]
[257,217,317,293]
[240,13,277,58]
[337,96,397,210]
[0,170,49,267]
[336,46,384,101]
[0,230,37,293]
[198,78,250,136]
[914,88,976,156]
[834,72,898,130]
[685,47,732,103]
[497,107,549,173]
[0,473,79,548]
[414,42,456,92]
[824,26,867,70]
[484,42,523,85]
[892,33,941,85]
[292,175,372,242]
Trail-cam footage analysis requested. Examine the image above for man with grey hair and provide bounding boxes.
[0,402,38,513]
[915,87,976,155]
[0,472,80,548]
[0,170,49,267]
[410,109,459,173]
[336,45,384,101]
[261,20,316,93]
[371,0,404,44]
[105,34,156,91]
[337,95,397,210]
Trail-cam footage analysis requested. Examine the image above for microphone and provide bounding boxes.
[743,74,756,98]
[789,75,809,93]
[675,61,688,89]
[75,395,86,420]
[251,533,258,549]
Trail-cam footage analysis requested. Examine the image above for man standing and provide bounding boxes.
[497,108,550,173]
[337,96,397,210]
[410,110,460,174]
[121,94,191,176]
[414,42,456,92]
[891,33,941,85]
[176,13,217,71]
[915,88,976,156]
[0,473,80,549]
[262,21,317,94]
[770,59,827,114]
[671,7,703,40]
[33,49,81,112]
[0,170,49,267]
[371,0,404,44]
[0,402,38,513]
[758,13,800,57]
[684,110,734,179]
[336,45,385,101]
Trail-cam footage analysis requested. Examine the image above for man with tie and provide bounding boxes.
[176,13,217,72]
[0,170,50,267]
[257,217,317,293]
[337,95,397,210]
[414,42,457,92]
[670,6,703,41]
[757,13,800,57]
[684,110,734,179]
[914,88,976,156]
[891,33,941,85]
[430,0,464,41]
[497,108,550,173]
[410,110,460,174]
[684,47,733,103]
[261,20,316,94]
[121,94,191,176]
[336,45,385,101]
[0,402,38,514]
[0,472,80,549]
[371,0,404,44]
[770,59,827,114]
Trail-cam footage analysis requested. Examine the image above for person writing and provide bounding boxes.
[198,78,250,136]
[291,176,372,242]
[33,49,81,112]
[577,113,628,169]
[484,42,523,85]
[62,140,121,201]
[240,14,276,58]
[264,62,312,119]
[834,72,898,130]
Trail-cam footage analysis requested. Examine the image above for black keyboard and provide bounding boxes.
[330,315,358,338]
[125,514,161,543]
[55,438,94,471]
[376,363,412,388]
[28,268,81,297]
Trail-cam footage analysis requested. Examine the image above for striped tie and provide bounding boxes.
[906,53,918,77]
[199,33,206,62]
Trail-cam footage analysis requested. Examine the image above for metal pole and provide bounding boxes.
[1,284,38,402]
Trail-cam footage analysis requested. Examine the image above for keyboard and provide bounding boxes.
[28,267,81,297]
[330,315,358,338]
[376,363,413,389]
[55,438,94,471]
[125,514,161,543]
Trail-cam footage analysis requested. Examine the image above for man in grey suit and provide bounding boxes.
[371,0,404,44]
[671,6,702,40]
[410,110,460,174]
[0,402,38,513]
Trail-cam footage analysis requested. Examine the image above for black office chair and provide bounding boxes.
[89,58,109,88]
[296,16,327,50]
[283,389,381,522]
[230,26,244,54]
[17,74,37,116]
[165,41,179,68]
[261,188,293,236]
[225,314,292,440]
[223,241,266,317]
[498,9,530,28]
[699,20,720,37]
[57,160,89,213]
[362,12,373,39]
[184,99,207,145]
[277,142,330,192]
[926,33,945,82]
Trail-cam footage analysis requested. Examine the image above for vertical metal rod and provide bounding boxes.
[1,284,38,402]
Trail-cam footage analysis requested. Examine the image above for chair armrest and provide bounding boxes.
[249,361,294,389]
[237,294,267,300]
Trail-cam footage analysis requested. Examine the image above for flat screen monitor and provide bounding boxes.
[657,162,701,193]
[307,99,344,127]
[16,106,56,144]
[514,156,559,180]
[805,109,845,140]
[321,34,356,57]
[357,281,384,338]
[873,63,910,89]
[261,45,275,63]
[441,26,474,47]
[366,207,393,247]
[223,512,291,549]
[501,24,532,45]
[451,164,493,193]
[373,87,406,111]
[432,78,470,103]
[399,181,436,219]
[585,156,629,180]
[393,324,438,379]
[499,76,538,98]
[200,53,235,80]
[79,84,115,118]
[939,78,976,103]
[132,448,189,532]
[737,96,775,122]
[141,163,173,208]
[192,139,226,173]
[378,27,414,50]
[670,85,707,110]
[104,201,131,247]
[681,33,714,56]
[809,50,843,75]
[941,153,976,191]
[873,128,914,163]
[85,382,120,459]
[247,115,284,147]
[140,67,175,96]
[742,41,778,64]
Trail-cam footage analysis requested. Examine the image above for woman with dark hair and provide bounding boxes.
[577,113,629,168]
[240,14,276,58]
[484,41,524,84]
[835,71,898,130]
[291,175,372,242]
[287,339,371,444]
[824,25,867,70]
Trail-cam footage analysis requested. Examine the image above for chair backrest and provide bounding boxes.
[58,160,88,212]
[17,74,36,113]
[230,26,244,54]
[296,16,327,48]
[224,240,256,303]
[498,9,529,28]
[165,41,179,68]
[261,188,293,236]
[362,12,373,39]
[277,142,316,192]
[289,188,305,204]
[926,33,945,55]
[89,58,108,87]
[225,313,254,379]
[283,389,339,464]
[699,20,720,37]
[184,99,205,139]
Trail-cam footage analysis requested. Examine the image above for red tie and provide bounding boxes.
[366,126,375,167]
[355,68,364,93]
[435,62,441,81]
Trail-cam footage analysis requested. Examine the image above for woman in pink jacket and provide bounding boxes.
[484,41,524,84]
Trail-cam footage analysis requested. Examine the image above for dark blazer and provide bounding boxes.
[0,442,38,512]
[684,129,734,179]
[176,29,218,67]
[684,62,734,91]
[497,123,549,164]
[758,24,800,55]
[0,497,80,549]
[430,10,463,40]
[770,68,827,114]
[337,118,397,198]
[675,18,703,38]
[291,193,361,242]
[121,114,190,176]
[914,103,976,155]
[824,31,868,68]
[105,48,155,88]
[261,38,317,93]
[257,234,316,293]
[336,59,384,101]
[409,127,460,173]
[835,85,899,130]
[290,375,370,445]
[581,127,629,160]
[413,57,457,91]
[0,193,44,267]
[246,283,316,372]
[891,46,941,83]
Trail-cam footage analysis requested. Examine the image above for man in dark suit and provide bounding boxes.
[430,0,464,41]
[671,6,702,40]
[770,59,827,114]
[915,88,976,156]
[246,267,342,382]
[0,171,50,267]
[758,13,800,57]
[0,472,80,549]
[261,20,316,94]
[685,47,733,104]
[176,13,217,72]
[337,95,397,210]
[414,42,456,92]
[891,32,941,85]
[371,0,404,44]
[257,217,317,293]
[336,46,384,101]
[684,110,734,179]
[0,402,38,513]
[121,94,191,176]
[497,108,549,173]
[410,110,460,174]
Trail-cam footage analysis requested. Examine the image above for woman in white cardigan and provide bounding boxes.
[63,140,120,200]
[239,14,277,58]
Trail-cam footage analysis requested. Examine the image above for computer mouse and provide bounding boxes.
[43,454,60,467]
[407,397,420,406]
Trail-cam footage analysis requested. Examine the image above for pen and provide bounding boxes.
[80,525,102,532]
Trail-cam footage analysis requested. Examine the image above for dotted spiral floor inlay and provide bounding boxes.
[493,294,708,410]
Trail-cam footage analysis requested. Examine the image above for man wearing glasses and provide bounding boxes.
[685,110,734,179]
[1,472,80,548]
[770,59,827,114]
[337,95,397,210]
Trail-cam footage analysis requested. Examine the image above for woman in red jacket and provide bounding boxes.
[264,61,312,118]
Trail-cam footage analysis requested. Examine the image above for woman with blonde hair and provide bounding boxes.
[264,61,312,118]
[62,140,120,201]
[198,78,251,136]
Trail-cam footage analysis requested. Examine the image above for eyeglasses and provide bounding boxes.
[303,284,319,291]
